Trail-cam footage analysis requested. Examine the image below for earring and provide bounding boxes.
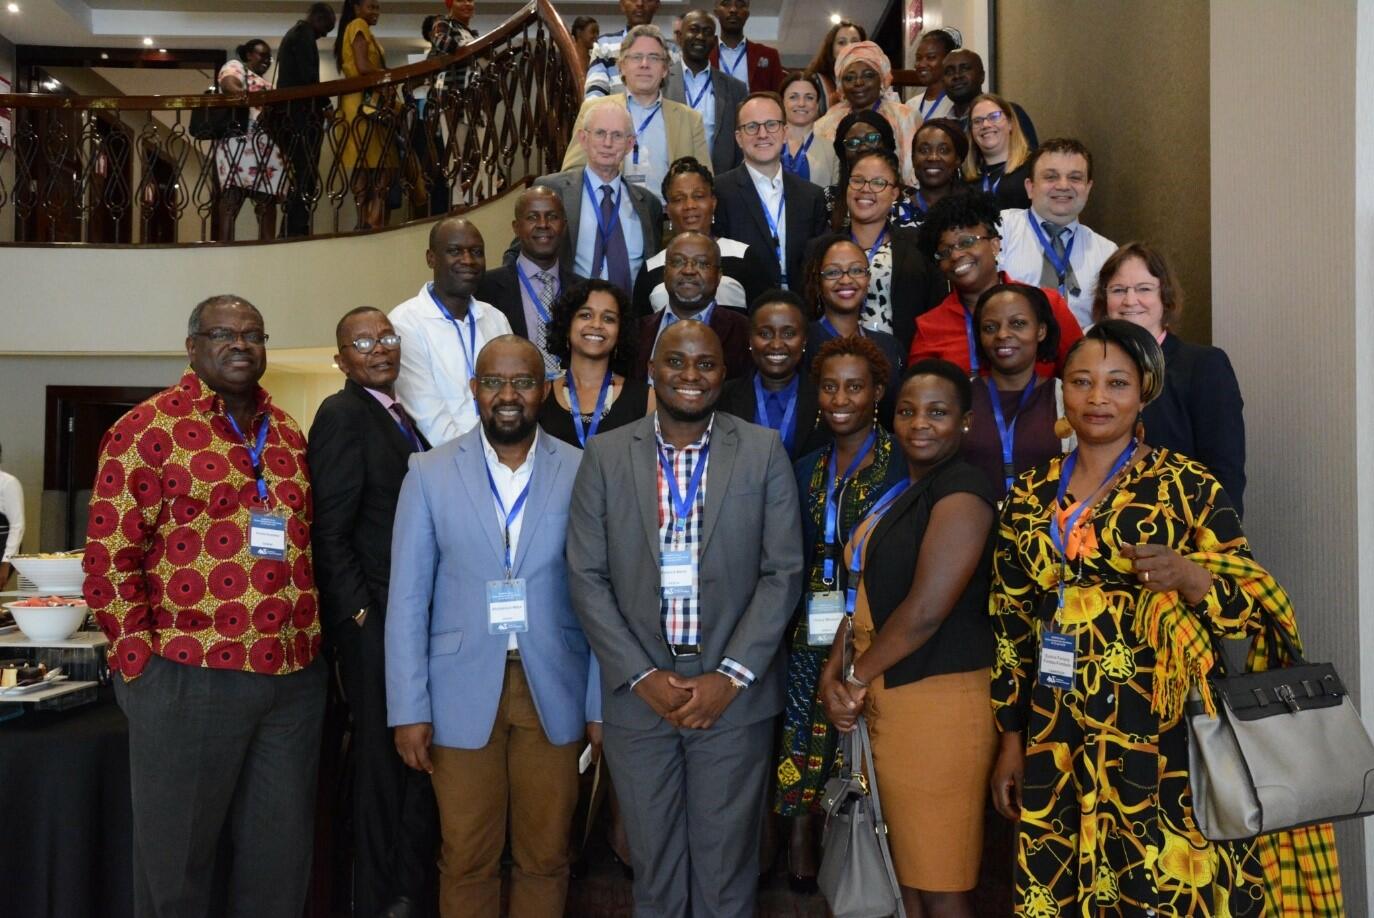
[1134,416,1146,443]
[1054,417,1074,440]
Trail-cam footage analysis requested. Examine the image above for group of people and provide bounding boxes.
[78,4,1341,918]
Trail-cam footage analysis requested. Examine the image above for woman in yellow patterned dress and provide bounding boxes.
[335,0,399,229]
[987,319,1268,916]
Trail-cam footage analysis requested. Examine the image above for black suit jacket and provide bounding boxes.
[711,165,828,291]
[475,262,581,339]
[307,379,430,636]
[717,371,832,459]
[704,68,748,176]
[634,307,752,381]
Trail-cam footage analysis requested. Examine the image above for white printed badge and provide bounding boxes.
[1038,629,1075,690]
[486,579,529,634]
[248,511,287,560]
[806,591,844,647]
[660,549,696,600]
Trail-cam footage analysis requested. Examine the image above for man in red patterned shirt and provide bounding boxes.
[82,294,325,918]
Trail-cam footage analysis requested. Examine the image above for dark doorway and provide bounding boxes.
[43,386,162,550]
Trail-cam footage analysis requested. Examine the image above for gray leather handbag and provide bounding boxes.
[818,717,906,918]
[1186,619,1374,841]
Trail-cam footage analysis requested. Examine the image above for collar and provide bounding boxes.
[585,165,625,189]
[425,284,482,320]
[1028,208,1080,235]
[654,412,714,452]
[479,425,539,475]
[745,160,783,189]
[627,92,664,114]
[665,300,716,325]
[183,367,272,419]
[516,252,559,279]
[684,62,711,79]
[720,37,746,51]
[362,386,398,410]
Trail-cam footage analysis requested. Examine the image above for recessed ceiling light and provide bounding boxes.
[6,4,20,14]
[142,37,154,46]
[100,52,109,59]
[158,48,167,53]
[829,13,842,24]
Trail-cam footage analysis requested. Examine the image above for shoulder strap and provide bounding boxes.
[857,717,908,918]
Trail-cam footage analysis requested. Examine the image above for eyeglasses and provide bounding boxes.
[344,334,401,354]
[739,119,785,136]
[820,265,871,281]
[970,109,1007,128]
[588,128,630,144]
[933,234,998,262]
[193,328,268,345]
[623,52,667,65]
[1105,283,1161,298]
[666,255,716,271]
[847,175,897,192]
[476,375,541,391]
[843,131,884,150]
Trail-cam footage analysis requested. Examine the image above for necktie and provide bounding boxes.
[1039,221,1080,297]
[594,183,633,294]
[390,402,425,452]
[535,271,560,375]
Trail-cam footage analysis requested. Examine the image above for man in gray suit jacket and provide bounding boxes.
[387,336,599,918]
[567,321,803,917]
[679,8,746,175]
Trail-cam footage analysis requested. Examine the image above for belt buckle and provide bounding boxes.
[668,643,701,659]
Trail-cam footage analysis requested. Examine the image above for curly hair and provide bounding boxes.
[802,233,867,319]
[809,332,893,390]
[662,156,714,202]
[915,191,1003,259]
[542,279,639,377]
[972,282,1060,367]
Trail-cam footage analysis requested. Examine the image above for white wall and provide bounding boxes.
[1211,0,1374,908]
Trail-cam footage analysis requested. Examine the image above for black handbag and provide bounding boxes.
[189,84,248,140]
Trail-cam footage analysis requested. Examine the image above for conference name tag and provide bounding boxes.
[248,511,287,560]
[660,549,696,599]
[625,146,650,185]
[806,591,844,647]
[486,579,529,634]
[1038,629,1075,690]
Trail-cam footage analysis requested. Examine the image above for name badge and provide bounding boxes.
[1038,628,1075,690]
[625,147,650,184]
[660,549,696,599]
[248,511,287,560]
[487,579,529,634]
[806,591,844,647]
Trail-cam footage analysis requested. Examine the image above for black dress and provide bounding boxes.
[716,371,832,459]
[966,160,1031,210]
[538,377,651,448]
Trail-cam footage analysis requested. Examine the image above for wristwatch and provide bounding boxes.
[844,664,870,689]
[353,607,369,627]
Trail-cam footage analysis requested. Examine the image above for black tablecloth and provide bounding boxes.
[0,692,134,918]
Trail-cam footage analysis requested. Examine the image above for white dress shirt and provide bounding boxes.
[389,285,513,447]
[745,161,787,284]
[0,469,24,563]
[480,427,538,650]
[997,207,1118,330]
[574,171,646,283]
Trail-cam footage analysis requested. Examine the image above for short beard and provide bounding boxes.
[658,396,718,425]
[482,414,537,445]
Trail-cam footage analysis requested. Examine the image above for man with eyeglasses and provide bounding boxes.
[710,0,783,93]
[636,231,751,380]
[565,24,711,206]
[910,192,1082,376]
[308,307,437,918]
[712,91,829,291]
[387,335,599,918]
[389,217,513,448]
[535,100,662,295]
[941,48,1038,148]
[584,0,683,100]
[82,295,326,918]
[995,138,1116,330]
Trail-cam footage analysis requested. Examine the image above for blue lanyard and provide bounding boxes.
[685,71,712,111]
[720,41,747,78]
[964,308,979,375]
[918,90,946,121]
[515,263,558,325]
[427,284,477,376]
[1026,211,1077,298]
[760,191,785,279]
[820,315,864,340]
[484,459,534,578]
[752,373,799,454]
[851,226,887,264]
[582,172,624,275]
[844,477,912,614]
[658,442,710,532]
[631,102,662,164]
[822,428,877,583]
[981,171,1002,195]
[985,377,1036,494]
[781,133,814,175]
[567,369,613,446]
[914,190,928,215]
[1050,439,1137,611]
[225,411,271,503]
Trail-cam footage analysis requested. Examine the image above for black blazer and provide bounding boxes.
[1142,333,1247,517]
[475,262,581,339]
[307,379,429,636]
[716,371,832,459]
[711,165,828,291]
[706,68,748,176]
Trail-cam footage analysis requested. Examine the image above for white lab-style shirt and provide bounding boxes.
[390,285,513,447]
[480,427,538,651]
[745,161,787,285]
[0,469,24,563]
[997,207,1118,331]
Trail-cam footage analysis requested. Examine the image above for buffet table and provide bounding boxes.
[0,691,134,918]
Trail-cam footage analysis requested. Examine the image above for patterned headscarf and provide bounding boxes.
[834,40,892,87]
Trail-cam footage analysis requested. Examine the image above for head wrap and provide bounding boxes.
[834,40,892,87]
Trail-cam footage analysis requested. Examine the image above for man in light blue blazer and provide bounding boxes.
[386,335,599,918]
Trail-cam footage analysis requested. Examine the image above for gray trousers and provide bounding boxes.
[114,654,327,918]
[603,688,773,918]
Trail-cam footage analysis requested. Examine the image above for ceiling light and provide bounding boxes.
[100,52,109,59]
[158,48,167,53]
[829,13,841,24]
[7,4,20,14]
[142,37,154,46]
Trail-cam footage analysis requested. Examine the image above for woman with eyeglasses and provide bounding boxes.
[1093,242,1247,515]
[896,117,969,228]
[772,334,905,893]
[812,41,918,186]
[822,109,897,228]
[962,93,1032,210]
[780,71,833,185]
[911,192,1082,376]
[632,157,775,317]
[539,279,652,449]
[213,39,286,241]
[806,19,867,105]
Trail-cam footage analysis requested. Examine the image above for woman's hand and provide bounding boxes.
[990,731,1024,820]
[820,670,866,733]
[1122,543,1213,605]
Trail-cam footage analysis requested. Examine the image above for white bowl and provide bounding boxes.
[4,602,89,643]
[10,555,85,594]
